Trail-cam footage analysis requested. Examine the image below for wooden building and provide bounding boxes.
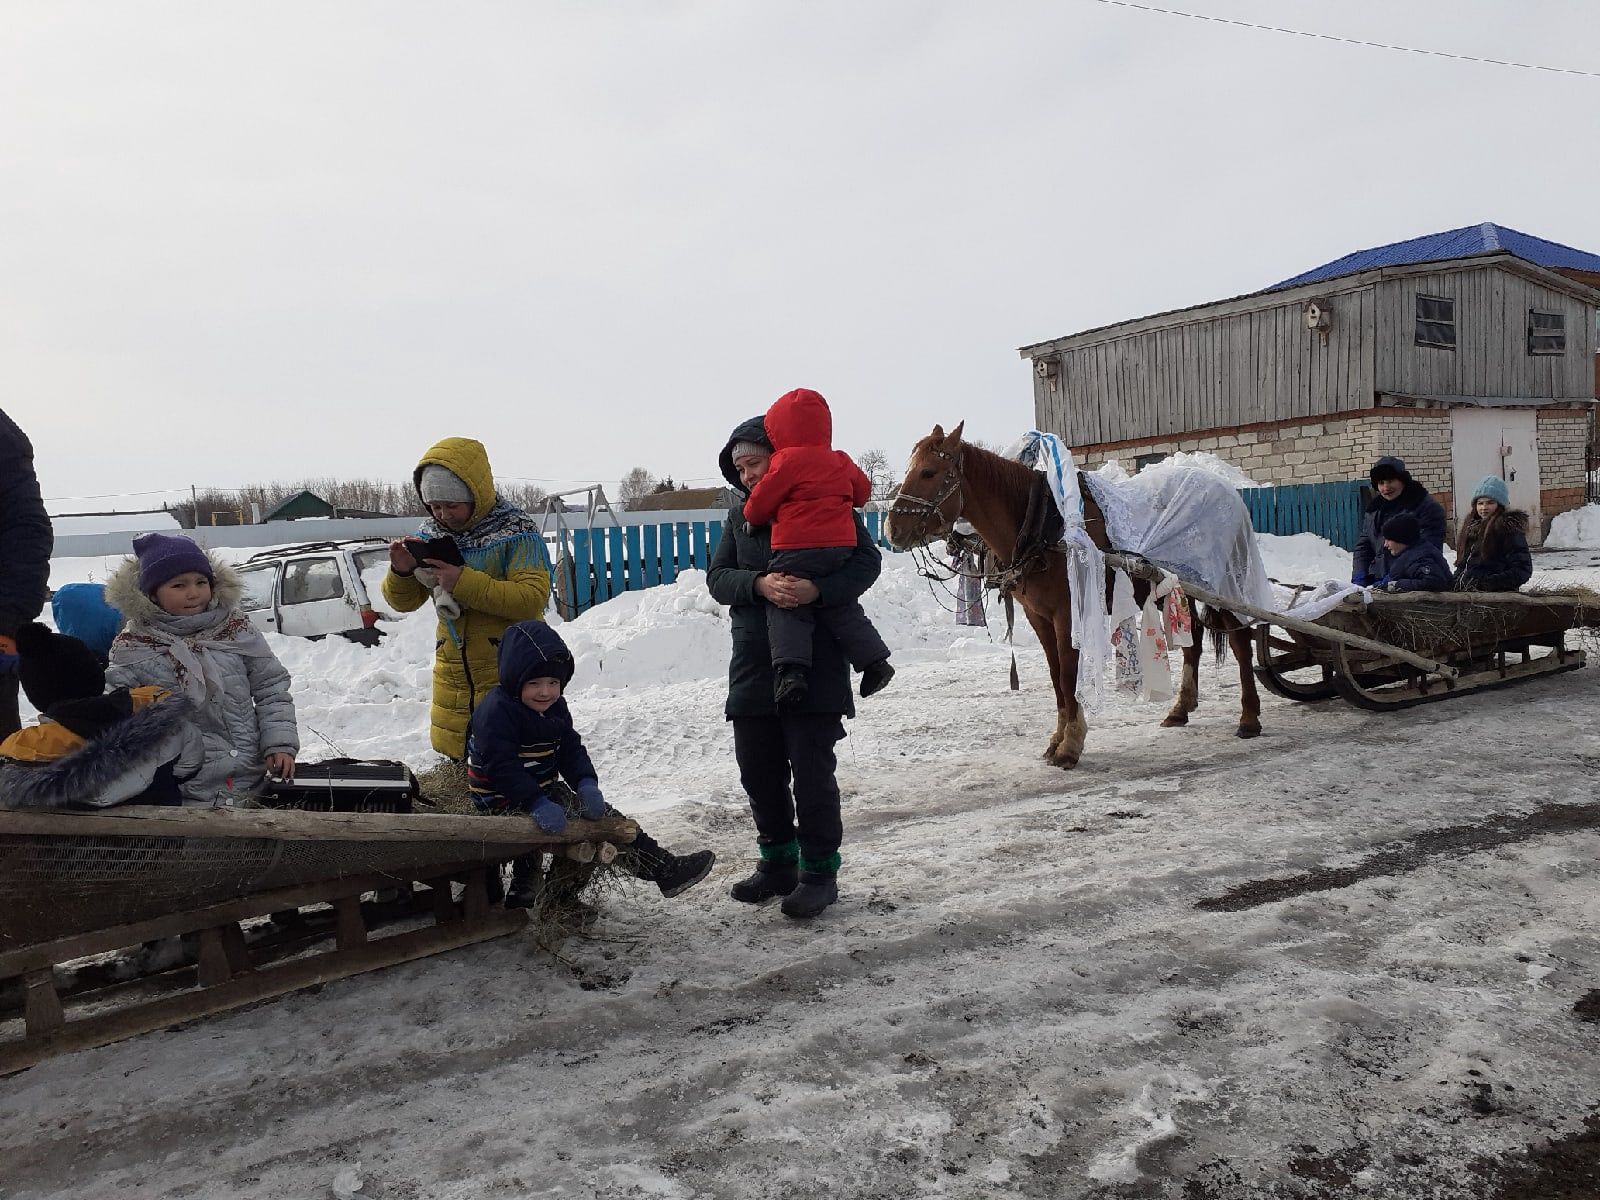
[1019,223,1600,538]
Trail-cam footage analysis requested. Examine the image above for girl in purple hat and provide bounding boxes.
[104,532,299,805]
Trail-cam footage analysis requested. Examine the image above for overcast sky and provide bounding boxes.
[4,1,1597,512]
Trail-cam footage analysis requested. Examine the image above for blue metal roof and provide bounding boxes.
[1269,223,1600,290]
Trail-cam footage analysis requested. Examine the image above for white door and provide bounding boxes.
[1450,409,1543,544]
[235,563,281,634]
[275,555,361,637]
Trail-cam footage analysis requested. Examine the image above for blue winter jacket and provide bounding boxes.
[1374,541,1452,593]
[464,620,596,814]
[1352,466,1447,585]
[52,583,122,661]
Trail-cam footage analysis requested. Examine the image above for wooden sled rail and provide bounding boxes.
[1103,551,1460,680]
[0,805,639,847]
[0,860,524,1077]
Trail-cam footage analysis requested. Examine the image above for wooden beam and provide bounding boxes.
[0,910,529,1077]
[22,971,63,1036]
[0,860,504,978]
[0,807,639,848]
[334,896,366,952]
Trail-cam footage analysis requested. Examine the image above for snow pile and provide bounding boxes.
[1095,449,1260,489]
[1256,532,1351,586]
[1545,503,1600,550]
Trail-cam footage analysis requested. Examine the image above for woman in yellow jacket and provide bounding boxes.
[384,438,552,759]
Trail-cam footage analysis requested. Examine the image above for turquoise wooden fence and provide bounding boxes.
[551,489,1362,615]
[1238,481,1365,551]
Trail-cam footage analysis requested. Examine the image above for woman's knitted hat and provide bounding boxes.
[419,465,474,505]
[728,441,769,463]
[131,532,214,594]
[1471,476,1510,508]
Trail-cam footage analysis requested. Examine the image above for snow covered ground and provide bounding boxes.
[4,537,1599,1199]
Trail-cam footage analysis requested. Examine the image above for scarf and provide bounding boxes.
[113,609,271,707]
[416,498,544,554]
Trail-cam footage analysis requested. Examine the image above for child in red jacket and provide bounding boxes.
[743,388,893,707]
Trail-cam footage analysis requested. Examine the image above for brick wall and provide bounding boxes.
[1537,409,1589,524]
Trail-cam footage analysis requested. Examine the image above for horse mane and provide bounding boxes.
[957,442,1038,512]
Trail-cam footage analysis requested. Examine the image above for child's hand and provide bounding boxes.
[265,752,296,781]
[575,779,606,820]
[531,799,567,834]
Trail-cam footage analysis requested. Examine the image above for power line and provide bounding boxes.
[1090,0,1600,79]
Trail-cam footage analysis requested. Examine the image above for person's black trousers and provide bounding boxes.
[732,713,846,869]
[0,673,20,742]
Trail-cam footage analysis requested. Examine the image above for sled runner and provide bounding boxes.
[0,805,636,1074]
[1251,588,1594,711]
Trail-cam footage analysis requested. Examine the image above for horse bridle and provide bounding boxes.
[888,444,964,540]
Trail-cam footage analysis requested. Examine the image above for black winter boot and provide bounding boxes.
[860,659,895,698]
[729,859,800,903]
[774,664,809,709]
[504,854,541,909]
[653,848,716,898]
[780,871,839,919]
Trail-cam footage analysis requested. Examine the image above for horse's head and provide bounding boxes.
[885,421,965,550]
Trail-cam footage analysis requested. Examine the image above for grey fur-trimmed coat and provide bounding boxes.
[104,556,299,803]
[0,694,205,810]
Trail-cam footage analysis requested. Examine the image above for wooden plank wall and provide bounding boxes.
[1374,265,1596,399]
[1038,285,1377,445]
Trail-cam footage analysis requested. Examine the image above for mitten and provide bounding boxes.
[1383,581,1405,594]
[530,798,568,833]
[1351,570,1369,586]
[575,778,606,820]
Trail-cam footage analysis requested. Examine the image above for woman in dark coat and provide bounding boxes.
[1453,476,1533,592]
[706,415,883,919]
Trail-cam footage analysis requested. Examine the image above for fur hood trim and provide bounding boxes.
[105,553,244,626]
[0,696,191,810]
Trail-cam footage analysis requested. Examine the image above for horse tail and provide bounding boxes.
[1195,600,1228,663]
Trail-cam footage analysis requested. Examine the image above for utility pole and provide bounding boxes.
[191,483,198,530]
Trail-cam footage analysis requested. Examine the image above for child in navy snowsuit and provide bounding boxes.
[465,619,713,911]
[1372,513,1451,594]
[741,388,893,708]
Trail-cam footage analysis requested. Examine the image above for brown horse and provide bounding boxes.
[884,422,1262,768]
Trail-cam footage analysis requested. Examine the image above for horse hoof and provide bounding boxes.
[1235,725,1261,739]
[1052,754,1080,769]
[1160,715,1188,728]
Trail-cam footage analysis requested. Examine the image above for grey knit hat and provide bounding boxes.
[728,441,768,463]
[419,464,473,505]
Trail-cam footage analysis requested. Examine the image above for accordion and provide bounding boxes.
[262,758,417,814]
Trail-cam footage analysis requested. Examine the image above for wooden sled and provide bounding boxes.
[0,805,636,1074]
[1253,589,1593,711]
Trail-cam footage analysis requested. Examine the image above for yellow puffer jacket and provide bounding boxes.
[383,438,551,758]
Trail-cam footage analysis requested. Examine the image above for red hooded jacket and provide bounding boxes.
[743,389,872,550]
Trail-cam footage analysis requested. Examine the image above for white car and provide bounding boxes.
[234,540,394,645]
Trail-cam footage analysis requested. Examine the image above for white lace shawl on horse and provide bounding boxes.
[1079,464,1279,614]
[1008,432,1112,713]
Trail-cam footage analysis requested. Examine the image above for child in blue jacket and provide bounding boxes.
[1373,514,1451,594]
[465,620,714,914]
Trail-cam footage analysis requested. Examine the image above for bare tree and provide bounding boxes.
[495,479,550,512]
[856,448,897,500]
[617,467,658,510]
